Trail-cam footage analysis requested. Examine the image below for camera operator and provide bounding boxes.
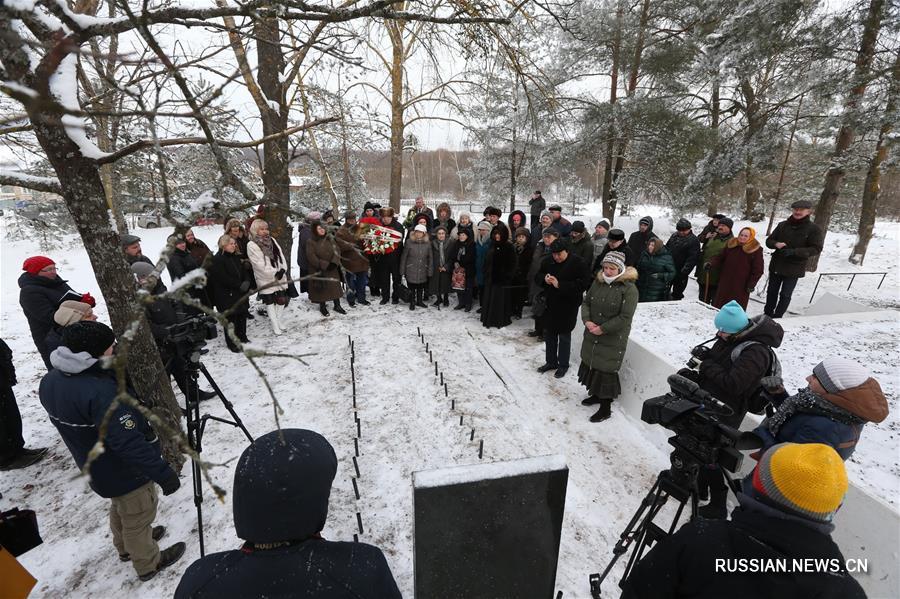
[620,442,864,599]
[679,300,783,519]
[39,321,185,581]
[131,263,215,401]
[175,429,401,598]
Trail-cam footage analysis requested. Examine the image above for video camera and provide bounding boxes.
[642,374,761,474]
[166,313,217,363]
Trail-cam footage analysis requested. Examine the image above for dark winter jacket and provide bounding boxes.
[592,242,636,274]
[335,225,370,274]
[167,247,201,281]
[666,231,701,275]
[698,219,718,246]
[404,206,435,230]
[712,238,764,309]
[535,253,591,333]
[568,234,595,268]
[144,281,179,355]
[453,238,477,283]
[696,232,733,286]
[39,349,176,498]
[126,253,154,266]
[551,215,573,237]
[627,217,657,259]
[755,378,888,460]
[400,236,433,285]
[507,210,528,232]
[174,429,401,599]
[1,338,16,389]
[529,195,546,217]
[528,242,553,300]
[306,224,343,303]
[296,222,313,270]
[187,238,212,269]
[483,227,517,288]
[18,272,78,367]
[45,326,64,357]
[766,215,824,278]
[431,237,453,273]
[513,240,533,291]
[475,238,491,287]
[580,268,639,373]
[207,250,250,315]
[636,245,676,302]
[621,493,865,599]
[696,315,784,428]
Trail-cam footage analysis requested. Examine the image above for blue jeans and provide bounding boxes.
[346,271,368,303]
[545,332,571,368]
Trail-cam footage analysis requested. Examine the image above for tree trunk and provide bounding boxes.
[600,1,624,223]
[739,78,765,219]
[811,0,885,271]
[388,24,406,212]
[767,94,804,235]
[706,72,720,216]
[850,50,899,265]
[255,15,293,272]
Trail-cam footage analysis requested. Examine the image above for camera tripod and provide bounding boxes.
[182,353,253,557]
[588,444,738,598]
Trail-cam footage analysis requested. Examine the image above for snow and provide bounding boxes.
[1,206,897,597]
[48,55,111,160]
[0,169,59,187]
[413,454,567,488]
[1,81,38,98]
[188,190,218,213]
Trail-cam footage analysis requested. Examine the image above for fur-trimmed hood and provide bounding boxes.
[595,265,638,285]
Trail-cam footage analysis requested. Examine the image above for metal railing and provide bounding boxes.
[809,271,888,303]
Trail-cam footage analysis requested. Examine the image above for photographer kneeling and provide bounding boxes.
[621,442,864,599]
[679,301,783,519]
[175,429,401,598]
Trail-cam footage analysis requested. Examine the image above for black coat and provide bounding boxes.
[627,218,657,258]
[207,251,250,315]
[666,231,701,275]
[481,229,517,328]
[168,247,201,281]
[0,339,15,388]
[696,315,784,427]
[18,272,78,366]
[535,253,591,333]
[512,242,533,288]
[765,216,824,278]
[453,239,477,283]
[143,281,179,362]
[621,495,865,599]
[592,242,636,273]
[39,354,175,498]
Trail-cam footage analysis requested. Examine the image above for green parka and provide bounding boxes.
[636,245,676,302]
[696,233,732,286]
[580,267,639,373]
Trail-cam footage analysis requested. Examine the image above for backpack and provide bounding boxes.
[731,341,782,415]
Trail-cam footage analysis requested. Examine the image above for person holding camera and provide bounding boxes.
[755,357,888,460]
[682,300,784,518]
[207,234,252,352]
[175,429,401,598]
[247,219,289,334]
[39,321,185,581]
[621,442,864,599]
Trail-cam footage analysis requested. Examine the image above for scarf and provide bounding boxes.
[602,268,625,285]
[766,387,865,437]
[253,234,281,268]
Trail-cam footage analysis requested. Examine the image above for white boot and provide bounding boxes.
[267,305,283,335]
[275,304,287,332]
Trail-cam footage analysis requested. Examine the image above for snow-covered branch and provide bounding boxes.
[0,170,63,194]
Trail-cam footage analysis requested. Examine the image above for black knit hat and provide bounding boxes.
[571,220,586,233]
[718,217,734,230]
[608,229,625,241]
[676,218,692,231]
[61,321,116,358]
[549,239,567,253]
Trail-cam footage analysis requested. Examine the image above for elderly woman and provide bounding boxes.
[450,213,473,240]
[306,221,346,317]
[185,228,212,268]
[712,226,764,309]
[434,202,456,238]
[247,219,289,334]
[208,234,251,351]
[578,251,638,422]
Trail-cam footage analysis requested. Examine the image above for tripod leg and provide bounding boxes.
[198,363,253,442]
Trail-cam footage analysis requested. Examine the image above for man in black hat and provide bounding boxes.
[122,234,153,266]
[568,221,594,266]
[627,216,657,259]
[764,200,824,318]
[39,321,185,581]
[592,229,636,274]
[547,205,573,237]
[665,219,701,300]
[529,190,546,232]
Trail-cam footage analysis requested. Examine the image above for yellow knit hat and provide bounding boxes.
[751,443,848,523]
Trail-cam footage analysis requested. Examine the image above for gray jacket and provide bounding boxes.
[400,239,433,285]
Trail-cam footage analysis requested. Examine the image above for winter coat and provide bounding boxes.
[620,493,865,599]
[45,326,64,357]
[551,215,573,237]
[1,338,17,388]
[695,233,732,286]
[167,247,201,282]
[535,253,591,333]
[528,242,552,300]
[174,430,401,599]
[712,239,764,309]
[207,250,250,315]
[247,237,288,295]
[755,378,888,460]
[580,268,639,373]
[475,239,490,287]
[696,315,784,428]
[296,222,313,270]
[512,241,533,290]
[126,253,154,266]
[766,215,824,278]
[507,210,528,232]
[481,228,517,328]
[569,234,595,268]
[636,246,677,302]
[698,220,718,246]
[483,236,517,288]
[665,231,701,275]
[39,349,176,499]
[18,272,78,366]
[306,226,343,303]
[450,221,474,241]
[187,238,212,269]
[400,237,433,286]
[431,237,453,273]
[591,233,608,261]
[592,242,636,274]
[335,225,370,274]
[529,195,546,217]
[404,206,435,228]
[433,217,457,238]
[453,238,477,284]
[627,218,657,258]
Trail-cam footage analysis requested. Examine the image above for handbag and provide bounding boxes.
[451,266,466,291]
[0,508,42,557]
[532,290,547,317]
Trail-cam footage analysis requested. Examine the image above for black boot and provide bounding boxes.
[415,288,427,308]
[319,303,329,317]
[432,297,442,307]
[443,295,449,307]
[581,396,601,406]
[333,300,347,315]
[589,399,612,422]
[410,299,415,310]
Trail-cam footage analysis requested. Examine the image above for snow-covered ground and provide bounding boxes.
[1,206,897,597]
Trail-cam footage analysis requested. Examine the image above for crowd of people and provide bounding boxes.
[1,192,888,599]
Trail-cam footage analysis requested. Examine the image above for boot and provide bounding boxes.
[409,300,415,310]
[319,303,329,317]
[120,526,166,561]
[589,399,612,423]
[443,295,449,307]
[138,542,186,582]
[432,297,442,307]
[333,300,347,315]
[0,447,48,471]
[415,288,427,308]
[454,302,465,310]
[266,305,283,335]
[581,396,601,406]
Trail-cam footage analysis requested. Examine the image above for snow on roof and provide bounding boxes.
[412,454,567,489]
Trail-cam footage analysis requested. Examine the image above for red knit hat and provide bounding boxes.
[22,256,55,275]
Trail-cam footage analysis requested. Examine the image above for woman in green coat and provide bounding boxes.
[578,250,639,423]
[636,237,676,302]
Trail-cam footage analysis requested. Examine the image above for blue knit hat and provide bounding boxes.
[714,300,750,334]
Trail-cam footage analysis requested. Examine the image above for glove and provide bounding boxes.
[159,472,181,496]
[81,292,97,307]
[239,281,250,293]
[274,269,285,280]
[702,263,711,272]
[760,375,784,394]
